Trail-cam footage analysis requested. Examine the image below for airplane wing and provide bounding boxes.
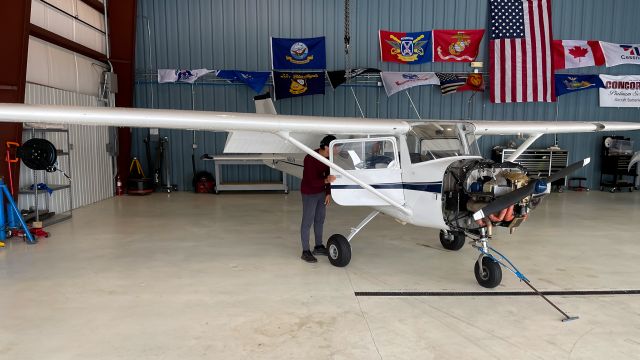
[467,120,640,135]
[0,104,411,136]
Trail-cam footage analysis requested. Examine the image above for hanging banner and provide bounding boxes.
[600,42,640,67]
[271,37,326,70]
[555,74,604,96]
[552,40,605,70]
[432,29,484,62]
[157,69,213,83]
[435,73,468,95]
[380,72,439,96]
[379,30,432,64]
[215,70,270,93]
[599,75,640,107]
[272,71,325,100]
[326,68,381,89]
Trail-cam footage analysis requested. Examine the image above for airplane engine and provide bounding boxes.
[441,159,540,234]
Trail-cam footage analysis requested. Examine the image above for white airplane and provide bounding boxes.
[1,102,639,289]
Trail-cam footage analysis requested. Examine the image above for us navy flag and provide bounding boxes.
[272,71,325,100]
[271,37,326,70]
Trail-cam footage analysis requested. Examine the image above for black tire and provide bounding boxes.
[439,230,465,251]
[474,257,502,288]
[327,234,351,267]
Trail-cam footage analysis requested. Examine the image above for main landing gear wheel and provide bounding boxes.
[474,257,502,288]
[327,234,351,267]
[439,230,466,251]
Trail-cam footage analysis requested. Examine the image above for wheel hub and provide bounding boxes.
[329,244,339,259]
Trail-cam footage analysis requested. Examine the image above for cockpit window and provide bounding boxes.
[407,122,480,163]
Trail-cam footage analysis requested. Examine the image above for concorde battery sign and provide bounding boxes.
[599,75,640,107]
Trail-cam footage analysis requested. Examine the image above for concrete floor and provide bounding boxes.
[1,190,640,359]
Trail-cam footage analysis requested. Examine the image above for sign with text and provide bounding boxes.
[599,75,640,107]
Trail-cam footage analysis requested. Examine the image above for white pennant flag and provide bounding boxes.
[380,72,440,96]
[600,42,640,67]
[157,69,214,83]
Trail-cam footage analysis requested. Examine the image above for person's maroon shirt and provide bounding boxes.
[301,149,331,195]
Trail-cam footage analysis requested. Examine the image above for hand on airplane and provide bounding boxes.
[326,175,337,183]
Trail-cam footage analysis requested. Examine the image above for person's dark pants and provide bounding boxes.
[300,192,326,251]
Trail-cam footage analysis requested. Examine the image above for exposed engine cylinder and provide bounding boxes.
[442,159,536,233]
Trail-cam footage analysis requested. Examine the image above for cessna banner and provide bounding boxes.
[0,103,639,289]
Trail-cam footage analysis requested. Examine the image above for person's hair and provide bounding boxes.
[319,135,336,149]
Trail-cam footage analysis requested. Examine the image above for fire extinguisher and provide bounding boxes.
[116,175,124,196]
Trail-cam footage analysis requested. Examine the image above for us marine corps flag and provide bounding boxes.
[432,30,484,62]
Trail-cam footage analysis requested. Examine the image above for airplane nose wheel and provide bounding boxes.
[327,234,351,267]
[474,256,502,288]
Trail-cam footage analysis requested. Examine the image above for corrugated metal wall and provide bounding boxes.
[133,0,640,190]
[21,83,113,213]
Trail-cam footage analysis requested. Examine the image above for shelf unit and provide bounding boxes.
[18,127,73,226]
[492,148,569,188]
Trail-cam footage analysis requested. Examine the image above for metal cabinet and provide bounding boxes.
[18,127,73,226]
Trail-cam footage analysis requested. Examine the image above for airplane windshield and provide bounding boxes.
[407,122,480,163]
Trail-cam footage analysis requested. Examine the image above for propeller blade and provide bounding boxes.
[547,158,591,184]
[472,180,543,221]
[473,158,591,221]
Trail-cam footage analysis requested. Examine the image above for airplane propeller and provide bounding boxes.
[472,158,591,221]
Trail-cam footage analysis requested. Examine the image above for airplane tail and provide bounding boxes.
[221,92,308,178]
[253,92,277,115]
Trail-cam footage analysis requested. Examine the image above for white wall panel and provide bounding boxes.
[48,44,77,92]
[76,1,104,29]
[20,83,114,214]
[30,0,106,54]
[26,36,107,97]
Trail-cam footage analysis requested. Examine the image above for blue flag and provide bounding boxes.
[272,71,325,100]
[271,37,326,70]
[555,74,604,96]
[215,70,270,93]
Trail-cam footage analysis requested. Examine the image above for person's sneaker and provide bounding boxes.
[301,250,317,263]
[312,245,329,256]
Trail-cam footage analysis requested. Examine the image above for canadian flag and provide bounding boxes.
[552,40,605,70]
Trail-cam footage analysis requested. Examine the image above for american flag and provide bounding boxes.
[489,0,555,103]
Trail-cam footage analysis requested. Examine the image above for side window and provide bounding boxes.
[331,138,398,170]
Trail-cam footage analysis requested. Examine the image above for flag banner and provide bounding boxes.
[552,40,605,70]
[555,74,604,96]
[489,0,555,103]
[271,37,326,70]
[326,68,381,89]
[433,29,484,62]
[600,42,640,67]
[599,75,640,107]
[379,30,432,64]
[157,69,213,83]
[436,73,468,95]
[215,70,270,93]
[272,71,325,100]
[458,73,485,92]
[380,72,439,96]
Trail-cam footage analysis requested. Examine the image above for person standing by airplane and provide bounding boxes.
[299,135,338,263]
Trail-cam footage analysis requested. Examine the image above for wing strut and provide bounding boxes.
[277,132,412,216]
[506,133,543,162]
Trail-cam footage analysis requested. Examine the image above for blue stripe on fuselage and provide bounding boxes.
[332,182,442,193]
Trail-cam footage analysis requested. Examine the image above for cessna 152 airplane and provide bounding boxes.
[0,102,639,289]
